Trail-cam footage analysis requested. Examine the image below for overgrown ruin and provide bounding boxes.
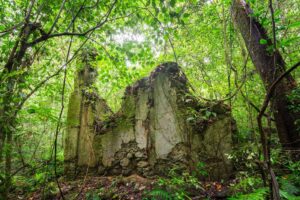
[64,62,235,180]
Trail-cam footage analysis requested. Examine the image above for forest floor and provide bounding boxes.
[21,174,231,200]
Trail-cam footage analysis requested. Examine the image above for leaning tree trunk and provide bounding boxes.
[231,0,300,150]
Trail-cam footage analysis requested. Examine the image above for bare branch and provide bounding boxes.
[48,0,67,34]
[53,23,74,200]
[3,0,36,72]
[16,35,91,113]
[259,61,300,118]
[0,22,23,37]
[257,60,300,200]
[25,0,36,24]
[65,0,88,31]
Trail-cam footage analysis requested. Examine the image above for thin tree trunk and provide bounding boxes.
[0,78,17,198]
[231,0,300,150]
[0,19,32,199]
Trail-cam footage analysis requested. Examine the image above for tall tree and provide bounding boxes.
[231,0,300,150]
[0,0,118,197]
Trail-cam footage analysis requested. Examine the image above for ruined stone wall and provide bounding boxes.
[65,62,235,180]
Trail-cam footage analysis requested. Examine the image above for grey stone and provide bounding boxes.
[98,165,106,174]
[120,158,130,167]
[139,186,146,191]
[122,169,132,176]
[127,153,133,159]
[137,161,148,168]
[134,151,144,158]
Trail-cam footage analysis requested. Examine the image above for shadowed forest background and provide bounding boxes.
[0,0,300,199]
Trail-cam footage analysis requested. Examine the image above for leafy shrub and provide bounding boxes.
[229,175,263,195]
[228,188,268,200]
[144,189,172,200]
[144,164,206,200]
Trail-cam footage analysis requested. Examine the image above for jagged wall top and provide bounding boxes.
[64,61,234,180]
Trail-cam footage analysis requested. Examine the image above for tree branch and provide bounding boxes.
[27,0,117,47]
[257,60,300,200]
[16,35,91,114]
[0,22,23,37]
[48,0,67,34]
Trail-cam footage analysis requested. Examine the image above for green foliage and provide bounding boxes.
[228,160,300,199]
[86,192,102,200]
[230,176,263,194]
[228,141,260,171]
[144,165,205,200]
[287,161,300,183]
[288,87,300,130]
[1,0,300,198]
[228,188,268,200]
[280,178,300,199]
[259,39,268,45]
[144,189,172,200]
[192,161,208,177]
[281,160,300,198]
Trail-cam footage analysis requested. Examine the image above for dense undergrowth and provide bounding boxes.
[5,152,300,199]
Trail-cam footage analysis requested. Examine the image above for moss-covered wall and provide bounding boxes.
[65,62,235,180]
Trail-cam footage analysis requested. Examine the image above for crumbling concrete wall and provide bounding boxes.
[64,56,112,174]
[65,62,235,180]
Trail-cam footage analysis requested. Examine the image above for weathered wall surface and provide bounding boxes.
[64,66,112,173]
[65,62,235,180]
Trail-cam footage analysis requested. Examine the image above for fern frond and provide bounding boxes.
[146,189,172,200]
